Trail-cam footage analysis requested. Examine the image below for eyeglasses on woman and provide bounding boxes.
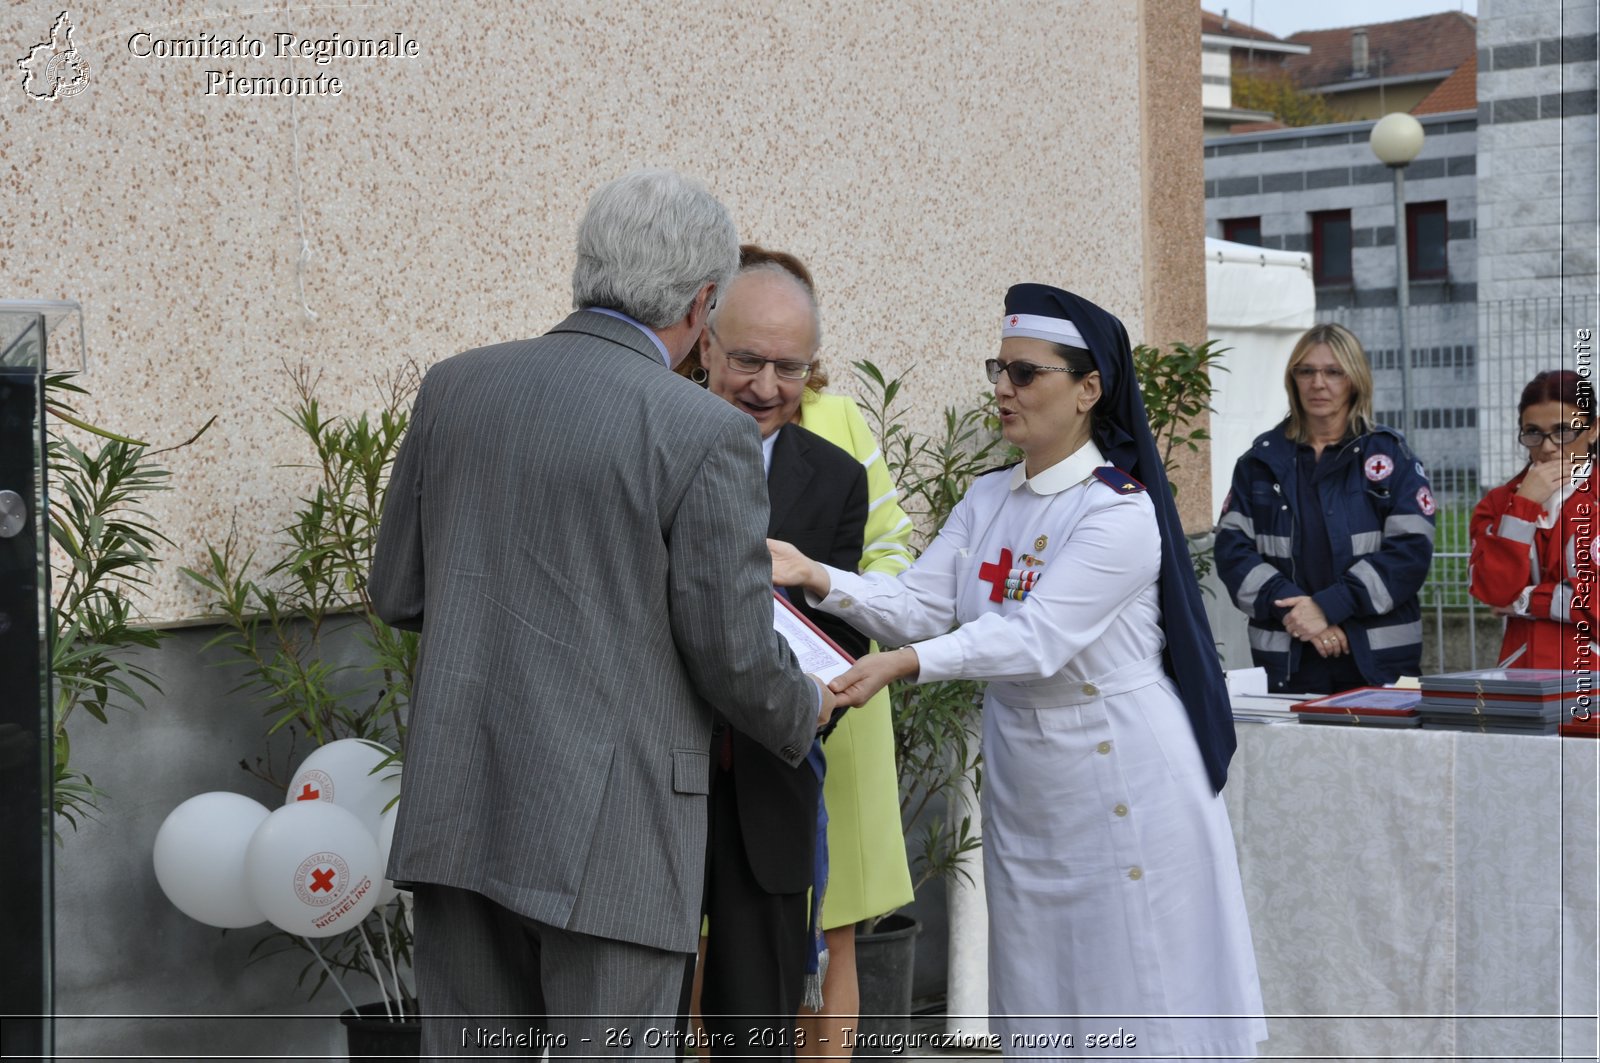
[1518,424,1592,448]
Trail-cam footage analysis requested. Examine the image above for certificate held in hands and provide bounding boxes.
[772,591,854,683]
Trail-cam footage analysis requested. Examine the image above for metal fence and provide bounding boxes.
[1316,294,1598,670]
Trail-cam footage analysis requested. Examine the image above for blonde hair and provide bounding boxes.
[1283,322,1375,443]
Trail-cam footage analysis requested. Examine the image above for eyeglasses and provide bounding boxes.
[1518,424,1592,448]
[1291,365,1348,382]
[985,359,1086,388]
[706,324,814,381]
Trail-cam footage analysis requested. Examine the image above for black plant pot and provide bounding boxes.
[341,1001,421,1062]
[854,913,921,1044]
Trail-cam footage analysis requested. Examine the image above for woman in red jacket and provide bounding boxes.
[1470,369,1598,669]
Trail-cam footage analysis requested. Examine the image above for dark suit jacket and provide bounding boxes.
[726,423,870,894]
[369,311,820,954]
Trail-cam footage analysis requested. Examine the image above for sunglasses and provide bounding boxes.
[985,358,1087,388]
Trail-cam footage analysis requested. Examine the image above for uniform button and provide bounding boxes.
[1096,741,1113,755]
[1081,683,1098,697]
[1113,803,1129,817]
[1128,867,1143,881]
[839,597,854,608]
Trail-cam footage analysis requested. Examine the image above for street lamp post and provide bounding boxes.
[1369,112,1426,437]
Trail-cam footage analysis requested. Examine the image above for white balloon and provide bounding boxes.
[153,792,271,929]
[285,738,400,838]
[374,803,400,906]
[244,801,382,938]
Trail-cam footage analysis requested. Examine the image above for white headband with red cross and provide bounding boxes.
[1001,312,1087,348]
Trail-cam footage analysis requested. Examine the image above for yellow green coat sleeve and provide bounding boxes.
[798,391,916,925]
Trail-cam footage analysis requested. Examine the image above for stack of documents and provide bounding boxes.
[1226,668,1301,723]
[1229,693,1305,724]
[1416,669,1576,734]
[1290,687,1423,727]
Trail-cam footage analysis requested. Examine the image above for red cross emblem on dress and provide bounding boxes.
[979,549,1012,602]
[1364,454,1394,481]
[979,547,1041,602]
[1416,485,1436,516]
[1009,315,1019,327]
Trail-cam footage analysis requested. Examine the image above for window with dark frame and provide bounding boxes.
[1408,201,1448,281]
[1311,209,1353,286]
[1222,216,1262,247]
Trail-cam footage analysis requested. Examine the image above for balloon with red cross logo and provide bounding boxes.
[285,738,400,839]
[244,800,382,937]
[152,792,271,929]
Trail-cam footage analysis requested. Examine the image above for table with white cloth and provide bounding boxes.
[1222,723,1597,1062]
[945,724,1599,1061]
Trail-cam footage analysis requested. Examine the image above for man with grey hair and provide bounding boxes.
[371,169,835,1056]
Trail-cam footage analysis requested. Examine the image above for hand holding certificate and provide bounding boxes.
[772,592,854,732]
[773,591,854,683]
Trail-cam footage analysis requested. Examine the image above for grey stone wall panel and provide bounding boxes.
[1217,175,1262,197]
[1306,167,1352,189]
[1543,90,1598,119]
[1492,41,1540,70]
[1491,96,1542,123]
[1481,9,1572,48]
[1481,65,1567,100]
[1260,136,1308,153]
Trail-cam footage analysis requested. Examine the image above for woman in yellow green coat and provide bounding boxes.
[795,384,917,935]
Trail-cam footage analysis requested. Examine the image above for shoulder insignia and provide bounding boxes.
[1092,467,1146,494]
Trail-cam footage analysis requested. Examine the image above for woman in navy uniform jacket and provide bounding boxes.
[1216,323,1436,693]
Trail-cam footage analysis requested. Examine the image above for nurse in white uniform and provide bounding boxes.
[771,284,1266,1060]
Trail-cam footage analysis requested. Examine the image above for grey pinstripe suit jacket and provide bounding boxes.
[369,310,819,954]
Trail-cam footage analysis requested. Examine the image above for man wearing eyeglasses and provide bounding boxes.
[370,171,837,1057]
[682,262,870,1056]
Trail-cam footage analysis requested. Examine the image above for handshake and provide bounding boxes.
[771,537,922,724]
[809,646,921,723]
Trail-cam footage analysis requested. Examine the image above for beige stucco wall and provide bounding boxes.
[6,0,1205,622]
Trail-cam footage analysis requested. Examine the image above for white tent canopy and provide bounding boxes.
[1204,236,1317,520]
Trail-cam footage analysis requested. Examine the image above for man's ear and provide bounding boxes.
[687,282,716,332]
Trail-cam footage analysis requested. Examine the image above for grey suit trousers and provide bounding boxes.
[416,884,694,1058]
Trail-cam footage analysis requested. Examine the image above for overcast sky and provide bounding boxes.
[1222,0,1479,37]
